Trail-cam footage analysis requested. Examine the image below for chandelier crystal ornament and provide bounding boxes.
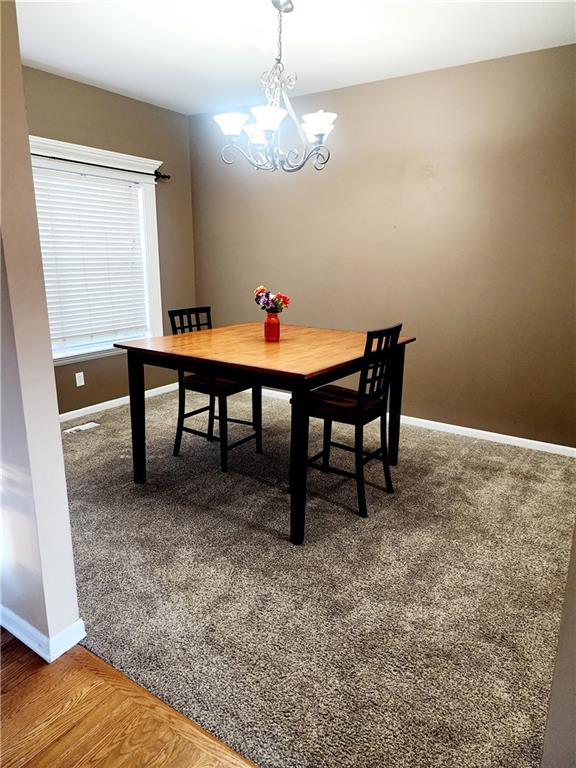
[213,0,337,173]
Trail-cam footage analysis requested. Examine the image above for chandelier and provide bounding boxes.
[213,0,337,173]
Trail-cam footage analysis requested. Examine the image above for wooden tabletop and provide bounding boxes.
[115,323,415,380]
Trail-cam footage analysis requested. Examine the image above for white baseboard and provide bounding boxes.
[400,415,576,458]
[60,382,178,423]
[0,605,86,662]
[60,384,575,458]
[261,389,575,457]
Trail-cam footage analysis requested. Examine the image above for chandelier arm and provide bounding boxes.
[221,142,275,171]
[312,145,331,171]
[280,144,330,173]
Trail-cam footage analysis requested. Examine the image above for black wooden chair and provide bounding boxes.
[305,324,402,517]
[168,306,262,472]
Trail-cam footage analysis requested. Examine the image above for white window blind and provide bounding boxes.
[32,165,155,360]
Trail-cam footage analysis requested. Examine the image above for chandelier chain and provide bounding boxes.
[276,11,283,64]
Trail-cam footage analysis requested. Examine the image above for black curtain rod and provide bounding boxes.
[31,153,171,181]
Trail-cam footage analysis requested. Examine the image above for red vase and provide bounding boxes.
[264,311,280,342]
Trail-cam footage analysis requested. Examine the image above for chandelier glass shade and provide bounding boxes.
[213,1,337,173]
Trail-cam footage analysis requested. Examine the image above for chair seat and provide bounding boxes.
[182,372,249,397]
[307,384,383,424]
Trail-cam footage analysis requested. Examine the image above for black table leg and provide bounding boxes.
[252,384,263,454]
[289,387,309,545]
[128,351,146,483]
[388,345,406,466]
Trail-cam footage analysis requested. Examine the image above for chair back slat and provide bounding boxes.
[168,306,212,335]
[357,324,402,410]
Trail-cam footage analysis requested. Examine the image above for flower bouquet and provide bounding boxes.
[254,285,290,342]
[254,285,290,313]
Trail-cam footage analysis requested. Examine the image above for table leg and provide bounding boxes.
[128,351,146,483]
[252,384,263,454]
[388,345,406,466]
[289,388,309,545]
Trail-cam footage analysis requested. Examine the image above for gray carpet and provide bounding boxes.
[62,391,575,768]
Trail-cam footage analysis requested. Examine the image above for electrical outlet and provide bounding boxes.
[75,371,85,387]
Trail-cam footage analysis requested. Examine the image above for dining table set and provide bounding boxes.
[115,317,415,544]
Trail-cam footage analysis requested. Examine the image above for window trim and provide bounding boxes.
[30,136,164,363]
[53,347,125,368]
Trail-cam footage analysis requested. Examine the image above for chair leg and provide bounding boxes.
[218,395,228,472]
[322,420,332,471]
[355,424,367,518]
[207,394,216,441]
[173,372,185,457]
[380,412,394,493]
[252,385,263,454]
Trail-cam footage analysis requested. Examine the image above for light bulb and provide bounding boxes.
[213,112,249,136]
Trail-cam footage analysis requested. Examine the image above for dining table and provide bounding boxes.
[115,322,416,544]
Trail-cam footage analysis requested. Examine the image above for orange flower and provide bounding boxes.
[254,285,267,296]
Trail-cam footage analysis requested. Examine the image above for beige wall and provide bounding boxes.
[189,46,576,447]
[22,67,196,413]
[1,0,82,650]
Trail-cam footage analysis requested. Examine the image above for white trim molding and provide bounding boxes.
[29,135,162,179]
[0,605,86,663]
[59,382,179,423]
[54,347,125,367]
[400,415,576,458]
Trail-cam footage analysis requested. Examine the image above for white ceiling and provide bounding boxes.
[16,1,575,115]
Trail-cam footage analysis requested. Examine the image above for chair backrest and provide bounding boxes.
[357,324,403,409]
[168,306,212,335]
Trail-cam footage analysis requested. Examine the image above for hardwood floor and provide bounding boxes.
[1,630,256,768]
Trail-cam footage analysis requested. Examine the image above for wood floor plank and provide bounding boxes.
[152,733,232,768]
[1,628,16,650]
[31,697,174,768]
[2,661,110,768]
[1,640,46,694]
[1,633,18,655]
[1,636,255,768]
[27,691,132,768]
[75,649,257,767]
[2,649,91,722]
[83,705,176,768]
[2,632,26,665]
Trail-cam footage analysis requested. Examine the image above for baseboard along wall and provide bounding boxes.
[59,383,576,458]
[59,382,179,422]
[261,390,576,458]
[0,605,86,663]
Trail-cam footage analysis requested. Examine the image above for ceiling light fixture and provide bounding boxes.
[213,0,337,173]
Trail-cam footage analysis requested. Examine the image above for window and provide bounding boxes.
[30,137,163,363]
